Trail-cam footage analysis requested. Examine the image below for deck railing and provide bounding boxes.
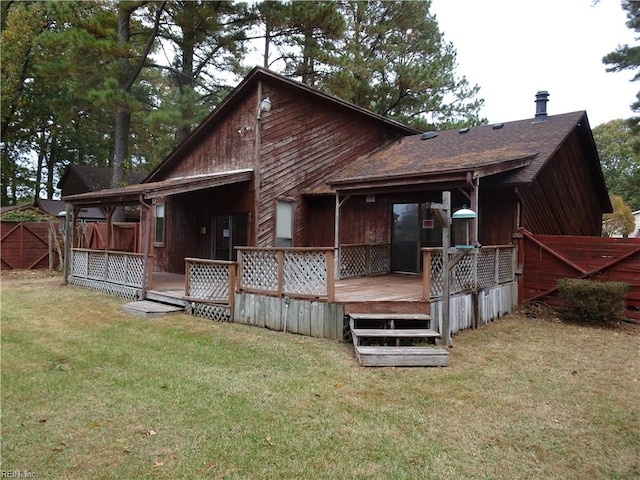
[339,243,390,278]
[237,247,335,301]
[423,245,515,299]
[69,248,151,300]
[185,258,235,303]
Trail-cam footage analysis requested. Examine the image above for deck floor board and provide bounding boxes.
[148,272,424,304]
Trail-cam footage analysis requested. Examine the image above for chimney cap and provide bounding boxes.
[533,90,549,123]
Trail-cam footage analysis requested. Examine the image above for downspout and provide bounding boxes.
[253,81,263,246]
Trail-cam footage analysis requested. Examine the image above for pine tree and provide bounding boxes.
[322,0,484,130]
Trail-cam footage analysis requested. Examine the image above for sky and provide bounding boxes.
[429,0,637,127]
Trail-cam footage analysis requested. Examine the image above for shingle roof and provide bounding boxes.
[329,111,588,189]
[58,165,146,191]
[36,198,105,220]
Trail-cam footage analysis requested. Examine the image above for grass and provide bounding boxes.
[1,271,638,480]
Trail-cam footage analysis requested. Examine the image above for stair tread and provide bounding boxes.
[356,345,448,355]
[352,328,440,338]
[349,313,430,321]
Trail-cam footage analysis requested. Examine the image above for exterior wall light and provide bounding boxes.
[260,97,272,112]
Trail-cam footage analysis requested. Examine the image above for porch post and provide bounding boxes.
[105,206,114,251]
[441,191,452,346]
[140,198,152,299]
[62,203,73,284]
[334,193,340,280]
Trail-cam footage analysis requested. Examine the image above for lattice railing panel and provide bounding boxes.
[71,250,88,278]
[451,253,475,293]
[283,251,327,296]
[429,251,444,297]
[240,250,279,291]
[340,246,366,278]
[370,245,390,275]
[188,262,230,301]
[498,248,514,283]
[477,249,497,289]
[87,252,107,280]
[71,249,147,292]
[427,246,516,299]
[125,255,144,287]
[106,254,127,285]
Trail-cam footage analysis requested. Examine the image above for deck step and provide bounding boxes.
[351,328,440,338]
[146,290,190,308]
[349,313,430,321]
[355,346,449,367]
[349,315,448,367]
[122,300,185,318]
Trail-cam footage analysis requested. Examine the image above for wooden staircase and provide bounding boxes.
[349,313,449,367]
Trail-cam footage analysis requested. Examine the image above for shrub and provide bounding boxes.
[557,278,628,325]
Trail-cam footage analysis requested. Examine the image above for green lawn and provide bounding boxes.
[1,272,638,480]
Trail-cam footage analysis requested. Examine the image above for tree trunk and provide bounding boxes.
[111,106,130,221]
[34,128,46,200]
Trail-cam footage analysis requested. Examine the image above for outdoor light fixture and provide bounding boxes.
[451,206,477,249]
[260,97,272,112]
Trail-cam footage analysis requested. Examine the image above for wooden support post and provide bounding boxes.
[277,250,284,297]
[140,199,151,299]
[422,250,432,300]
[62,204,73,284]
[105,206,114,251]
[326,249,335,302]
[441,191,451,346]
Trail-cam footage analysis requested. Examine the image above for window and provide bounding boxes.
[276,200,293,247]
[154,203,165,245]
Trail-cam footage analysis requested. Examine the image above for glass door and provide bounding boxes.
[391,203,443,273]
[391,203,420,273]
[212,214,248,261]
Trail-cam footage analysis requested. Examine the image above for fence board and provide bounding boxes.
[519,229,640,322]
[1,222,62,270]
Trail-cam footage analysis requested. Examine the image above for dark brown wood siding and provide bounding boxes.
[479,187,518,245]
[152,182,254,273]
[519,133,604,236]
[256,81,403,247]
[160,91,259,179]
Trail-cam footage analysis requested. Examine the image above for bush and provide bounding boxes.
[557,278,628,325]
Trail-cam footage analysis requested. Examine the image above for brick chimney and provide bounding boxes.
[533,91,549,123]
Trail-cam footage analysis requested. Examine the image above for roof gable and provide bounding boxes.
[145,66,419,182]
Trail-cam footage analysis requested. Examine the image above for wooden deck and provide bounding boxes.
[148,272,424,304]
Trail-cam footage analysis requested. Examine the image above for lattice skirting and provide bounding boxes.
[69,276,140,300]
[191,302,232,322]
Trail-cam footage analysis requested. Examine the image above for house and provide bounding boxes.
[58,164,146,198]
[632,210,640,238]
[61,67,611,364]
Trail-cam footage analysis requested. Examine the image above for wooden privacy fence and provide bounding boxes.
[1,221,63,270]
[518,229,640,322]
[80,222,140,252]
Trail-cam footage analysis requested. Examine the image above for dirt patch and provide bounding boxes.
[1,269,61,282]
